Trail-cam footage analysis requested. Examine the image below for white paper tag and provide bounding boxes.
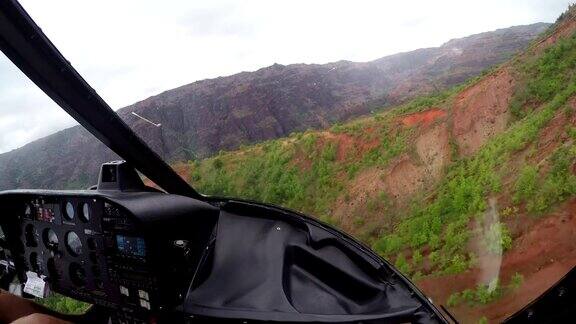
[23,271,47,298]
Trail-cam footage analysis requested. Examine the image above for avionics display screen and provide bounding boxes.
[116,235,146,257]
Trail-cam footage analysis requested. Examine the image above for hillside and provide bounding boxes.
[168,8,576,323]
[0,23,549,190]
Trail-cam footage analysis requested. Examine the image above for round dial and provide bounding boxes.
[43,228,59,250]
[64,202,74,220]
[80,203,90,222]
[65,231,83,256]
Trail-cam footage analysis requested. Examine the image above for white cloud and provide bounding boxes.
[0,0,570,153]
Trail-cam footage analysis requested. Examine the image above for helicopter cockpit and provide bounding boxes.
[0,1,575,323]
[0,3,446,323]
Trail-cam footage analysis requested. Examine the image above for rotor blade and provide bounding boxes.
[0,0,201,199]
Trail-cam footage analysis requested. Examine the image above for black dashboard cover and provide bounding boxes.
[184,200,443,323]
[0,190,445,323]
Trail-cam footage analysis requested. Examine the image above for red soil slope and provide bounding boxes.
[401,108,446,126]
[418,199,576,323]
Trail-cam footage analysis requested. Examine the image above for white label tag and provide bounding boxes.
[23,271,47,298]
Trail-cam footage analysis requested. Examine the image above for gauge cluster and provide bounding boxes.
[20,197,102,290]
[0,193,156,316]
[0,189,220,322]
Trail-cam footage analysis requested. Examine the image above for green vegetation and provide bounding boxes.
[446,292,460,307]
[373,30,576,277]
[192,136,342,217]
[188,61,494,219]
[476,279,503,304]
[36,294,90,315]
[446,279,502,307]
[556,5,576,27]
[526,145,576,213]
[361,128,409,168]
[512,144,576,214]
[511,33,576,118]
[510,272,524,290]
[446,273,525,309]
[191,103,418,220]
[513,165,539,203]
[394,253,411,274]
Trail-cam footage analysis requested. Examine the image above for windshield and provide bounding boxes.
[1,1,575,322]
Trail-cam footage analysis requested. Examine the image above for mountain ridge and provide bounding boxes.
[0,22,550,190]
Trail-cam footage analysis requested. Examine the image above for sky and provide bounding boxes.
[0,0,571,154]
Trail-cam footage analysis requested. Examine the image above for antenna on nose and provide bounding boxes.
[131,112,161,127]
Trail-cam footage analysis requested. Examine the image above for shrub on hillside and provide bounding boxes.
[510,272,524,290]
[394,253,412,274]
[513,165,538,203]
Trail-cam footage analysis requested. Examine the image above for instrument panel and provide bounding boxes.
[22,197,105,291]
[11,194,159,314]
[0,189,220,322]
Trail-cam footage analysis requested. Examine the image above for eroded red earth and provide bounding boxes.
[417,199,576,323]
[400,108,446,127]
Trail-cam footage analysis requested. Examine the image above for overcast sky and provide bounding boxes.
[0,0,571,154]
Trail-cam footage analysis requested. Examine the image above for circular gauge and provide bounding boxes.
[29,252,42,273]
[69,262,86,286]
[24,224,38,247]
[43,228,59,250]
[64,202,74,220]
[80,203,90,222]
[65,232,83,256]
